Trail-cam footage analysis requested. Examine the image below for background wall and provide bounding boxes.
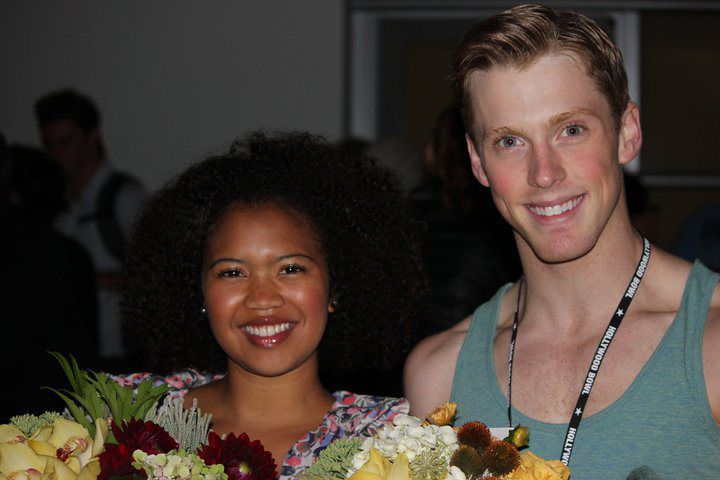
[0,0,344,190]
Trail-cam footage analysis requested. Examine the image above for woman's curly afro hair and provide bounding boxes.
[122,132,425,375]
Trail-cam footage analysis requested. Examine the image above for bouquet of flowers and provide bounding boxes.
[302,403,569,480]
[0,354,277,480]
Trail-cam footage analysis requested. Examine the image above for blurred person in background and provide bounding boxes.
[35,89,146,368]
[410,105,520,341]
[0,142,98,418]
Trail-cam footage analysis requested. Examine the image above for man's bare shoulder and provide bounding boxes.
[404,316,472,417]
[406,316,472,371]
[704,278,720,423]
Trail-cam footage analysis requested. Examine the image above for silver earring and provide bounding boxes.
[201,306,207,315]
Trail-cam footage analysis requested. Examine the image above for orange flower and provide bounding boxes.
[504,451,570,480]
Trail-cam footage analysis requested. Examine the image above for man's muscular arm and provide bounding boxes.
[403,318,471,418]
[703,285,720,425]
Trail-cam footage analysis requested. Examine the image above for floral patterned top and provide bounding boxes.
[109,370,409,479]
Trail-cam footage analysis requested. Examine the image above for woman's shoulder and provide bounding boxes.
[327,391,409,434]
[107,369,225,398]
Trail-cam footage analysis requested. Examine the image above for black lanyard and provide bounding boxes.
[506,237,651,466]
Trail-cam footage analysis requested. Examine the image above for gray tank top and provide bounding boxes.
[450,261,720,479]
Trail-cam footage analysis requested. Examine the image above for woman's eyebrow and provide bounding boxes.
[208,257,245,269]
[276,253,318,264]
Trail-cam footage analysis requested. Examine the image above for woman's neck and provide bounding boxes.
[214,354,334,431]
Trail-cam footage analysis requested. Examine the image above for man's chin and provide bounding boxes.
[522,234,597,265]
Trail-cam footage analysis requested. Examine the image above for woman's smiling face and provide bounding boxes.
[202,202,331,378]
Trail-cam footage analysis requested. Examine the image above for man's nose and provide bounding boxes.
[528,142,566,188]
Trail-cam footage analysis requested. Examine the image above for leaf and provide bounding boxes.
[45,388,94,435]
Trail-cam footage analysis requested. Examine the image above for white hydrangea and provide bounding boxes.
[348,413,459,477]
[446,465,467,480]
[132,449,227,480]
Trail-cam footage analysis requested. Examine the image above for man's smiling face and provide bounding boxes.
[465,53,641,264]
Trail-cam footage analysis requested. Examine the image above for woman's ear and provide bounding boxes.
[328,297,339,314]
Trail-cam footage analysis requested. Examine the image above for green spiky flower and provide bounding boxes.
[10,411,63,436]
[301,437,362,479]
[409,448,448,480]
[145,396,212,452]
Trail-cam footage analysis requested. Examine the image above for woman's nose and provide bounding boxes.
[243,277,283,310]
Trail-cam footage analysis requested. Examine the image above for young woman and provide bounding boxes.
[116,132,425,478]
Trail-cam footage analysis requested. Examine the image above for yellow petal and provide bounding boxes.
[41,458,76,480]
[0,443,45,475]
[386,453,411,480]
[0,426,25,443]
[25,442,54,458]
[348,473,385,480]
[47,422,87,451]
[29,428,52,444]
[76,462,99,480]
[544,460,570,480]
[425,402,457,426]
[63,458,79,476]
[363,449,389,476]
[89,421,106,459]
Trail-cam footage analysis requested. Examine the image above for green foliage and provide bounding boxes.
[46,352,168,437]
[10,411,63,436]
[301,437,362,479]
[145,397,212,452]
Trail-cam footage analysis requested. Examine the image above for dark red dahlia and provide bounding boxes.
[98,419,179,480]
[198,431,277,480]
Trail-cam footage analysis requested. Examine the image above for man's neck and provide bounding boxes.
[517,216,645,333]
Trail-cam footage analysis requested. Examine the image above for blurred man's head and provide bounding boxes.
[35,89,103,183]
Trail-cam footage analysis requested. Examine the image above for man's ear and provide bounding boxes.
[466,132,489,187]
[618,102,642,166]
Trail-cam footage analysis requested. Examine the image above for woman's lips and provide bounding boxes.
[241,320,296,348]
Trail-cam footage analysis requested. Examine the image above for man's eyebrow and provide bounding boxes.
[548,109,596,126]
[482,126,516,142]
[481,109,598,141]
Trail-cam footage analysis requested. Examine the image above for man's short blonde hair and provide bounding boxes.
[454,3,629,136]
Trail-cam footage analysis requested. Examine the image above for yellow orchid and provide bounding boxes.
[0,427,25,444]
[0,419,107,480]
[0,442,45,476]
[348,450,410,480]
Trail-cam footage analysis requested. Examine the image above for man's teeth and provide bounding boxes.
[529,196,582,217]
[244,323,293,337]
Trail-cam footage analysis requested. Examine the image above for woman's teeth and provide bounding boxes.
[529,196,582,217]
[244,323,293,337]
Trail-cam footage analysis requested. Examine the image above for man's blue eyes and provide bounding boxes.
[496,125,584,148]
[562,124,584,137]
[500,137,519,148]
